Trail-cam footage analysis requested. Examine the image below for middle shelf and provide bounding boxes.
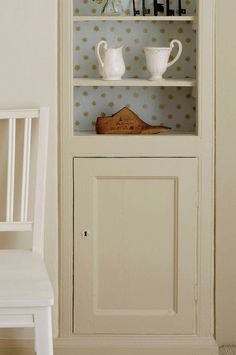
[73,78,196,87]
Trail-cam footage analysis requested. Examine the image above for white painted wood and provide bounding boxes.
[0,108,54,354]
[0,108,50,244]
[0,315,34,328]
[0,109,39,119]
[33,107,50,256]
[56,335,218,349]
[73,16,195,22]
[6,118,16,222]
[59,0,217,353]
[0,335,218,355]
[59,0,74,336]
[196,0,216,338]
[0,337,219,355]
[21,118,32,222]
[74,131,196,136]
[0,250,53,307]
[74,157,198,334]
[1,109,40,226]
[35,307,53,355]
[70,135,203,157]
[73,78,196,87]
[0,222,33,232]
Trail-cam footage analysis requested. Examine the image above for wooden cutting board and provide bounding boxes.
[96,107,171,135]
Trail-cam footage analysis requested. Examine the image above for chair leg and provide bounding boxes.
[34,307,53,355]
[34,334,38,354]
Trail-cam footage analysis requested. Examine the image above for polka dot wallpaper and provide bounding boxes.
[73,0,197,133]
[74,21,196,80]
[74,0,196,17]
[74,86,196,132]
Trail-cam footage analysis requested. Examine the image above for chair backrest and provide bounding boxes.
[0,108,49,256]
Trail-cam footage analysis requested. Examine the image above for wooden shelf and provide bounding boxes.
[73,78,196,87]
[73,15,195,22]
[74,131,197,136]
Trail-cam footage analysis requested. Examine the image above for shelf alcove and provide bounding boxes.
[73,0,197,135]
[74,86,196,134]
[73,0,196,17]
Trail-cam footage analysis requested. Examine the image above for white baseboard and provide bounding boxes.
[0,336,219,355]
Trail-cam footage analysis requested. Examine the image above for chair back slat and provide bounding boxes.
[0,110,40,120]
[0,108,49,257]
[20,118,32,222]
[6,118,16,222]
[32,108,49,256]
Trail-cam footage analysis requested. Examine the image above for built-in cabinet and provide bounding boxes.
[59,0,218,354]
[74,158,198,335]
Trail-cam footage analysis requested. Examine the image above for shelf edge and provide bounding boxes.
[73,78,197,87]
[73,15,195,22]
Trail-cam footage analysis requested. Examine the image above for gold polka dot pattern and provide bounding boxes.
[74,86,196,132]
[73,0,196,133]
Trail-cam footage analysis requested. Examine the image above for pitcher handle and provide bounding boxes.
[95,40,107,68]
[167,40,183,68]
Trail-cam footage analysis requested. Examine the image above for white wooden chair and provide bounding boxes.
[0,108,54,354]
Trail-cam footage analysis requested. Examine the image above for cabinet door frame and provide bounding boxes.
[73,157,198,335]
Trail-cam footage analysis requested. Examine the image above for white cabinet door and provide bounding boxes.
[73,158,198,335]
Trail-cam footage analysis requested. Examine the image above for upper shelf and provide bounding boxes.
[73,78,196,87]
[73,15,195,22]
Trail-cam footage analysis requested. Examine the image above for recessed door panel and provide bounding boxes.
[96,177,176,312]
[73,158,198,335]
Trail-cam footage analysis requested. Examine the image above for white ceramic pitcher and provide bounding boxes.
[96,40,126,80]
[144,40,183,80]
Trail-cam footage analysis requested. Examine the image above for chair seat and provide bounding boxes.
[0,250,54,308]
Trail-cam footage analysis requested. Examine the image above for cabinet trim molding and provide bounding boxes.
[0,337,218,355]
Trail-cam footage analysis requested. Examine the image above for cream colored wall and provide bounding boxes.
[0,0,58,336]
[216,0,236,346]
